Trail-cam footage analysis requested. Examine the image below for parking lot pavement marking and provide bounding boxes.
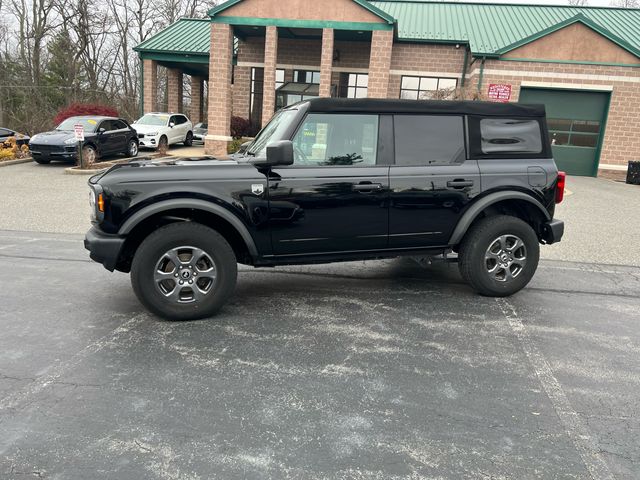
[0,313,147,412]
[497,297,615,480]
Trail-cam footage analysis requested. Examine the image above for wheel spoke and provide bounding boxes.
[154,269,175,282]
[507,237,524,254]
[165,249,187,268]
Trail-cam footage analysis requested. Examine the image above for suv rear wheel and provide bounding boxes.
[184,131,193,147]
[131,222,237,320]
[458,215,539,297]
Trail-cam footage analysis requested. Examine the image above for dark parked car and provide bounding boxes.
[0,127,30,146]
[85,98,565,320]
[29,116,139,164]
[193,122,207,144]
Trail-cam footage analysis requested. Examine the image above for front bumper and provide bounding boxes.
[84,226,125,271]
[541,218,564,244]
[137,135,159,149]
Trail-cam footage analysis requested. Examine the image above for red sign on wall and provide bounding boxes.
[487,84,512,102]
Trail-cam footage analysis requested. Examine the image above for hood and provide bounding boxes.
[89,156,255,185]
[131,124,165,134]
[29,130,77,145]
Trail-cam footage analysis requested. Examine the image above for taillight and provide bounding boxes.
[555,171,566,204]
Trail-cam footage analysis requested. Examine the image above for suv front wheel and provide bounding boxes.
[131,222,238,320]
[458,215,539,297]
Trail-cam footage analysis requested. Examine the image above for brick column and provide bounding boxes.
[143,59,158,114]
[190,75,204,124]
[367,30,394,98]
[205,23,234,156]
[167,68,183,113]
[319,28,334,98]
[232,66,251,120]
[261,25,278,128]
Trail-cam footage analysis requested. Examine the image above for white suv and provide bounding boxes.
[132,113,193,150]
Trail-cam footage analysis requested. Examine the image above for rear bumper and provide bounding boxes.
[84,226,125,271]
[541,218,564,244]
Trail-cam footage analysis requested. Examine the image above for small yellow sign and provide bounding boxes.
[87,119,97,125]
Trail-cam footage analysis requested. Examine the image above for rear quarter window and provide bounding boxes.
[468,116,548,159]
[394,115,465,165]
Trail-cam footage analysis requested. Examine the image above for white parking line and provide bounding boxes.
[497,298,614,480]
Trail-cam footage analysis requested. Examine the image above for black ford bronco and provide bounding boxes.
[85,98,565,320]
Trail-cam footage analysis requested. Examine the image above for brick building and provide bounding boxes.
[134,0,640,176]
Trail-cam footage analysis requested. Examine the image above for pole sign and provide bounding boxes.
[74,123,85,142]
[487,84,512,102]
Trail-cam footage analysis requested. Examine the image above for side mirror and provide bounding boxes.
[169,122,175,128]
[265,140,294,166]
[98,128,106,134]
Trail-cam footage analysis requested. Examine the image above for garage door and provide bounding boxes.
[519,88,610,176]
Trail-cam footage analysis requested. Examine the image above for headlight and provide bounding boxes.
[30,134,39,142]
[65,138,78,145]
[89,190,96,208]
[146,131,159,137]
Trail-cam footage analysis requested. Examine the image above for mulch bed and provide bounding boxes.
[598,169,628,183]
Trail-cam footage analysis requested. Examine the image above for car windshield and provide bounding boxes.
[195,123,207,130]
[56,117,99,132]
[135,114,169,126]
[246,109,298,156]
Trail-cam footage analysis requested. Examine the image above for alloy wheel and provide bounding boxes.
[154,246,217,303]
[484,234,527,282]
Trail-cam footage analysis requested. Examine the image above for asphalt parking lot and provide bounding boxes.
[1,162,639,478]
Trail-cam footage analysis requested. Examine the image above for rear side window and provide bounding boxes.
[112,120,127,130]
[394,115,465,165]
[468,116,546,158]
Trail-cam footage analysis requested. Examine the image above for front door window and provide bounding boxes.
[292,113,378,166]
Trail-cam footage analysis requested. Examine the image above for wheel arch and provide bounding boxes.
[115,199,258,272]
[449,191,551,246]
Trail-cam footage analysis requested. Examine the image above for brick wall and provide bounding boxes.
[367,30,394,98]
[205,23,234,156]
[232,66,251,120]
[167,68,183,113]
[469,59,640,166]
[143,59,158,114]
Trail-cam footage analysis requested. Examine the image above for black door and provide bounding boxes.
[388,115,480,248]
[109,119,130,154]
[269,113,389,256]
[96,120,117,155]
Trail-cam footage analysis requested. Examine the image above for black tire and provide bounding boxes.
[184,131,193,146]
[34,158,51,164]
[126,139,139,157]
[131,222,237,320]
[458,215,539,297]
[158,135,168,151]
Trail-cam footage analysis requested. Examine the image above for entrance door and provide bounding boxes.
[519,88,609,176]
[269,113,389,256]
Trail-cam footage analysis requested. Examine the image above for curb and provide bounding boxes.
[0,157,33,168]
[64,166,112,175]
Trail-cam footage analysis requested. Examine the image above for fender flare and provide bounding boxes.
[118,198,258,257]
[448,191,551,246]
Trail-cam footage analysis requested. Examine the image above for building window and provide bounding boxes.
[275,69,285,90]
[400,76,458,100]
[250,67,264,128]
[294,70,320,84]
[547,118,600,148]
[339,73,368,98]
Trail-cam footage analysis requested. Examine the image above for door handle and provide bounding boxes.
[354,183,383,192]
[446,179,474,189]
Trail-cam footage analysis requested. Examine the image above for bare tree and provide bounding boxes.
[611,0,639,6]
[568,0,589,6]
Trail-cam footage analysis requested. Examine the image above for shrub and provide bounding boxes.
[227,138,244,154]
[54,103,119,126]
[230,116,251,139]
[0,136,30,161]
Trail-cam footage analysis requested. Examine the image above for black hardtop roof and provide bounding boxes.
[303,98,546,117]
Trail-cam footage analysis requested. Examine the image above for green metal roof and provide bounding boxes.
[371,1,640,57]
[134,18,211,55]
[134,2,640,61]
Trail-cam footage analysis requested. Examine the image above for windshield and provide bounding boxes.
[246,109,298,156]
[135,114,169,126]
[56,117,99,132]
